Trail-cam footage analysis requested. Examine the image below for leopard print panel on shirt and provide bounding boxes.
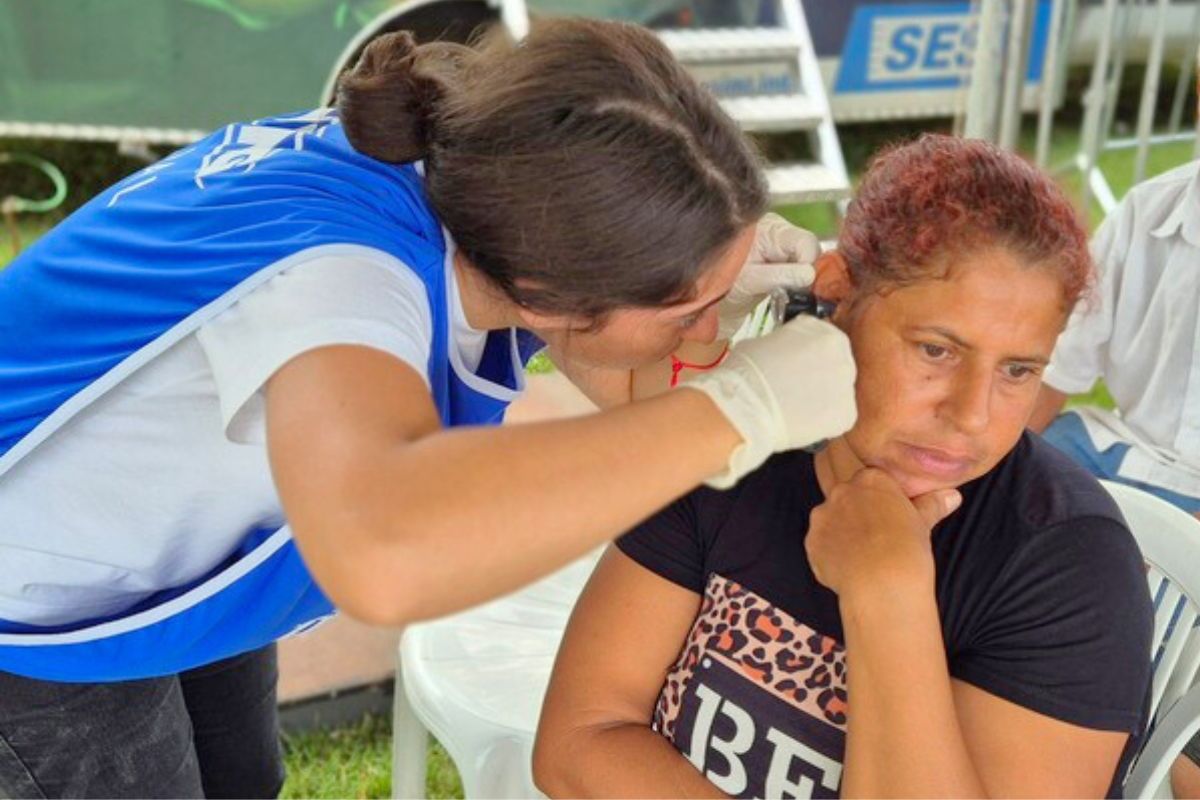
[654,573,848,740]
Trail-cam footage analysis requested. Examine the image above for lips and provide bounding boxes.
[899,443,975,479]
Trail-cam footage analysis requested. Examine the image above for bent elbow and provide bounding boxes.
[306,542,424,628]
[531,732,572,798]
[335,589,414,628]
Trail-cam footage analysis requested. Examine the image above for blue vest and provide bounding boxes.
[0,109,542,682]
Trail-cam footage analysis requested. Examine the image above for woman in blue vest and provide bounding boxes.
[0,18,855,798]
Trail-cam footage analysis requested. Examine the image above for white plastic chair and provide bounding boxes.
[391,549,601,799]
[1098,480,1200,799]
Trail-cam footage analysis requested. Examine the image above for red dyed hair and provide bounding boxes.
[838,134,1091,310]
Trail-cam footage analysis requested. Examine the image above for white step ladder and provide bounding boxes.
[493,0,850,207]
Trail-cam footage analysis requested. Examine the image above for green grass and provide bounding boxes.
[1023,123,1198,229]
[281,715,464,800]
[282,715,393,799]
[1,217,51,264]
[1065,379,1117,412]
[524,351,556,375]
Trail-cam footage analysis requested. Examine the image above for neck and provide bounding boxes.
[452,250,525,331]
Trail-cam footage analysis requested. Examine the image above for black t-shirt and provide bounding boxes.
[618,433,1153,799]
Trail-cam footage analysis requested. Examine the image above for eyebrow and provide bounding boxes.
[914,325,1051,365]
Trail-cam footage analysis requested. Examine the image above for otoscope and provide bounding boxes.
[768,286,837,324]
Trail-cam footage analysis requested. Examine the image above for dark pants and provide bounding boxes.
[0,644,284,799]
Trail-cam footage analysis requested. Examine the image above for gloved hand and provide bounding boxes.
[683,315,857,489]
[717,213,821,339]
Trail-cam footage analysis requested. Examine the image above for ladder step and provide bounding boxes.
[767,163,851,204]
[657,27,802,62]
[720,94,823,132]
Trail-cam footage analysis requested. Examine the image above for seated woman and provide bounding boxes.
[533,134,1154,799]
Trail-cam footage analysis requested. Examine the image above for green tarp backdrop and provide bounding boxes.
[0,0,767,136]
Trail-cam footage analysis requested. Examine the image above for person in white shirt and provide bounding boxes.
[1027,48,1200,797]
[1028,157,1200,509]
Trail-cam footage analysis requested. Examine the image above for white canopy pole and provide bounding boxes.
[1000,0,1036,150]
[965,0,1009,142]
[1133,0,1171,184]
[1080,0,1120,211]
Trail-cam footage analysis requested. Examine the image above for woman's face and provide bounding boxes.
[836,247,1067,497]
[535,225,755,370]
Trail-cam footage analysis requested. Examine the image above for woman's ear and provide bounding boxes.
[515,305,576,332]
[812,251,853,303]
[505,273,591,333]
[514,303,596,335]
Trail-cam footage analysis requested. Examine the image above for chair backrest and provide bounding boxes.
[1100,480,1200,727]
[1100,481,1200,797]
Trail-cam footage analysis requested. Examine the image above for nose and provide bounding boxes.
[680,306,721,344]
[938,365,992,435]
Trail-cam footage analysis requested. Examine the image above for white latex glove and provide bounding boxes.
[684,315,857,489]
[717,213,821,339]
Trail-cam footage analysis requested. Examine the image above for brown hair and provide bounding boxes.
[837,134,1091,312]
[336,19,768,321]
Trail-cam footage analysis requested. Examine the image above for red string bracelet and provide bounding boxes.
[669,343,730,388]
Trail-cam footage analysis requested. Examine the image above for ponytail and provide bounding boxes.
[337,31,473,163]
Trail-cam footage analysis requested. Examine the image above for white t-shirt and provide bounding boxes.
[1044,160,1200,497]
[0,244,489,627]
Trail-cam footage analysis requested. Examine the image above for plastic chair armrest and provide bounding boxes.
[1126,682,1200,798]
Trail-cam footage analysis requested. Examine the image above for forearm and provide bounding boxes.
[281,388,739,625]
[839,583,985,798]
[536,723,727,799]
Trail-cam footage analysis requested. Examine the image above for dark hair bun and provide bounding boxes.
[337,31,447,163]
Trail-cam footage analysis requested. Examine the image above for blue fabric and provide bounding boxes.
[0,111,448,453]
[0,109,538,681]
[0,534,332,683]
[1042,411,1200,514]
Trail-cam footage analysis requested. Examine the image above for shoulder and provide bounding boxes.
[958,432,1151,634]
[692,449,823,570]
[197,248,440,441]
[952,432,1146,610]
[206,247,435,336]
[992,431,1127,531]
[702,449,819,528]
[1102,160,1199,242]
[945,435,1153,731]
[617,450,818,590]
[1123,160,1199,208]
